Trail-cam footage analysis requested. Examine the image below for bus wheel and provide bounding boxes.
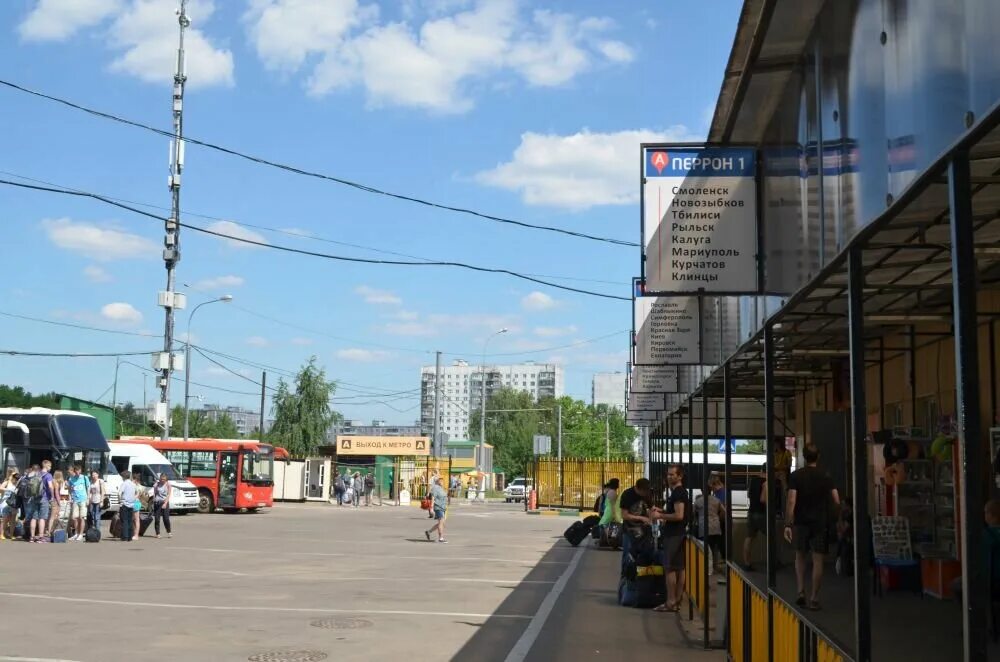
[197,490,215,514]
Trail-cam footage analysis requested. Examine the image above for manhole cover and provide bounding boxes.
[247,650,328,662]
[310,617,373,630]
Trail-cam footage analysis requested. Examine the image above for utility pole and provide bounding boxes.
[557,403,563,505]
[259,371,267,441]
[605,410,610,460]
[157,0,190,440]
[432,351,442,457]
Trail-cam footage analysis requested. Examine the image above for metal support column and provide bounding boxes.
[847,246,873,662]
[949,150,988,662]
[763,324,776,662]
[723,362,733,654]
[688,400,694,624]
[702,387,710,648]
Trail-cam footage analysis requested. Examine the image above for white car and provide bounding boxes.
[107,442,201,512]
[504,477,532,503]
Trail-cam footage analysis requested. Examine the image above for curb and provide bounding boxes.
[526,509,598,518]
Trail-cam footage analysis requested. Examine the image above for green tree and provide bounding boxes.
[0,385,59,408]
[116,402,157,437]
[468,388,541,477]
[269,357,340,457]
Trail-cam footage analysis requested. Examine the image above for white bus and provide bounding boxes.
[653,451,769,512]
[107,442,201,513]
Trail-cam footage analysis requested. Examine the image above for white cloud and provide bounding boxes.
[521,291,557,311]
[477,127,703,210]
[246,336,270,347]
[108,0,234,88]
[355,285,402,305]
[245,0,376,70]
[18,0,122,41]
[248,0,631,113]
[101,302,143,325]
[389,310,419,321]
[291,337,314,346]
[534,325,577,337]
[190,275,245,291]
[42,218,158,261]
[384,321,437,337]
[83,265,113,283]
[596,40,633,63]
[336,348,391,362]
[205,221,267,248]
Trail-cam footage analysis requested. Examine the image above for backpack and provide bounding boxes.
[27,474,43,499]
[335,476,345,491]
[85,527,101,543]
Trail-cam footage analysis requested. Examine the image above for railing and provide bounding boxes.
[727,562,853,662]
[686,535,708,620]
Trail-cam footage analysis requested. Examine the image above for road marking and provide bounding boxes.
[0,592,532,620]
[503,545,586,662]
[0,658,82,662]
[89,563,247,577]
[168,546,570,565]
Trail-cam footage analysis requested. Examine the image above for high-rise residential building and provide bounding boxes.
[420,360,564,437]
[592,372,626,411]
[200,404,271,437]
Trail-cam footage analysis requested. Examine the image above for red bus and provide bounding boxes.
[118,438,276,513]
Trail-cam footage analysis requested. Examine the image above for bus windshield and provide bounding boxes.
[241,448,274,485]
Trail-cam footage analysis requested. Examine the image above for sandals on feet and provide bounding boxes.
[796,593,807,607]
[653,602,679,613]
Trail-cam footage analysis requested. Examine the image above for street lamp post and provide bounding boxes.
[183,295,233,441]
[479,328,508,500]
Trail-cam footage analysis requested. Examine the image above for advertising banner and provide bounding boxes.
[642,145,759,294]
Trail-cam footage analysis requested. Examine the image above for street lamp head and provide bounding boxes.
[219,294,234,303]
[498,327,508,334]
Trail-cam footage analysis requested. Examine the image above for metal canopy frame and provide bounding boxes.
[649,99,1000,662]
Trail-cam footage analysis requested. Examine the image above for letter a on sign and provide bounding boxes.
[651,151,668,174]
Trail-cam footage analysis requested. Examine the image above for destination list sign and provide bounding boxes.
[629,392,666,412]
[634,296,700,365]
[630,364,679,394]
[642,146,758,293]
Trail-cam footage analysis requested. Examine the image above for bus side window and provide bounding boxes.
[110,456,129,475]
[164,450,190,478]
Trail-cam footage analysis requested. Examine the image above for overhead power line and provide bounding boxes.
[0,178,629,302]
[0,311,161,338]
[0,349,160,357]
[0,171,627,288]
[0,78,637,248]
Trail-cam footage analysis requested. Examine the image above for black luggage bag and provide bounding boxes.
[564,515,600,546]
[138,511,154,537]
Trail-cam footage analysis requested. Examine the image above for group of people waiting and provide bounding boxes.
[0,460,175,543]
[332,471,375,507]
[0,461,106,542]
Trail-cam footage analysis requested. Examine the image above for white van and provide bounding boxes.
[107,442,201,513]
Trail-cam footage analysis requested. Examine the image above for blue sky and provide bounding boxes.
[0,0,740,424]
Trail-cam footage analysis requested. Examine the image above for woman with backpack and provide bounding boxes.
[47,469,65,539]
[0,469,18,540]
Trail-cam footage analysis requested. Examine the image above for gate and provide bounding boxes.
[528,458,645,510]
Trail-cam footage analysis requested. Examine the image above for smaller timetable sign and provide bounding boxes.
[642,145,758,294]
[633,295,700,366]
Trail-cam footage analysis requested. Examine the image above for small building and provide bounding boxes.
[58,394,115,440]
[443,439,494,486]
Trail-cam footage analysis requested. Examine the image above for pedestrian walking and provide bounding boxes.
[783,444,840,611]
[742,464,767,570]
[424,476,449,543]
[130,471,143,541]
[351,472,363,508]
[151,473,172,539]
[653,465,689,613]
[87,470,105,534]
[334,473,346,506]
[66,465,89,541]
[364,472,374,506]
[694,482,726,577]
[118,471,137,542]
[426,469,440,519]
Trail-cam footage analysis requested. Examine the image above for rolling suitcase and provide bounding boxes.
[138,511,154,537]
[564,515,601,546]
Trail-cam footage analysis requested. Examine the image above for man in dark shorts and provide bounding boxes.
[743,464,767,571]
[783,444,839,610]
[653,464,689,612]
[619,478,653,573]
